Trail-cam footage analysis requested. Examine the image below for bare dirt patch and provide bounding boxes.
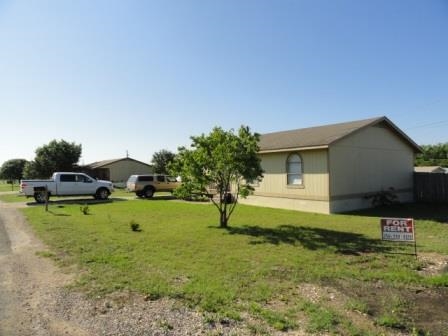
[331,277,448,335]
[417,252,448,276]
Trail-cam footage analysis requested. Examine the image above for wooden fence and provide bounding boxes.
[414,172,448,203]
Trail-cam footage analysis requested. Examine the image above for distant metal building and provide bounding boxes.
[83,157,153,184]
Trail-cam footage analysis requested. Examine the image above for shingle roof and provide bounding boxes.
[85,157,151,169]
[259,116,421,153]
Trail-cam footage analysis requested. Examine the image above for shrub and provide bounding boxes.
[364,187,399,207]
[80,204,90,215]
[130,220,141,232]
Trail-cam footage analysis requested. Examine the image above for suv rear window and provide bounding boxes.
[138,175,154,182]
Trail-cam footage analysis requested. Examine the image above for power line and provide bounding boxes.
[406,120,448,130]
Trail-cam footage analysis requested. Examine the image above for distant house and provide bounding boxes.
[83,157,153,183]
[414,166,446,174]
[240,116,421,214]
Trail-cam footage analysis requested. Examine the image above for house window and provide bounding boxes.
[287,153,303,186]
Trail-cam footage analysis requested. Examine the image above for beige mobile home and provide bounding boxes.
[240,116,421,214]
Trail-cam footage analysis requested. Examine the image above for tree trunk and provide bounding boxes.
[219,210,228,228]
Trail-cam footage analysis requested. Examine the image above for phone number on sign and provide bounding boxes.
[382,232,414,241]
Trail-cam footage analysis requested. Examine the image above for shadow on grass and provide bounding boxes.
[137,195,177,201]
[345,203,448,224]
[226,225,390,254]
[26,197,128,206]
[47,208,71,216]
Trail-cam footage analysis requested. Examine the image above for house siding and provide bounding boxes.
[240,149,331,213]
[103,160,153,182]
[328,124,415,212]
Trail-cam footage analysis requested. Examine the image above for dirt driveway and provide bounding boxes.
[0,200,93,336]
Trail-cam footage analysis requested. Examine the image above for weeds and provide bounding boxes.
[130,220,141,232]
[249,303,297,331]
[300,301,339,333]
[80,204,90,215]
[346,298,370,315]
[376,295,409,330]
[157,319,173,331]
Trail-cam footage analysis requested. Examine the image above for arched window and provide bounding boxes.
[287,153,303,185]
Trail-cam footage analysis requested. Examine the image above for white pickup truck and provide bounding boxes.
[20,172,114,203]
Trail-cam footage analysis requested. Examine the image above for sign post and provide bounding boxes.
[380,218,416,256]
[45,185,49,212]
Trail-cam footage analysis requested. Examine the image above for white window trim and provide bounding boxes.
[286,153,303,187]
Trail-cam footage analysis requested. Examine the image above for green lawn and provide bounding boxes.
[0,193,26,203]
[0,180,19,192]
[22,200,448,335]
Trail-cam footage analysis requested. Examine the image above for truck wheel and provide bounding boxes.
[34,191,49,203]
[143,187,155,198]
[95,188,109,200]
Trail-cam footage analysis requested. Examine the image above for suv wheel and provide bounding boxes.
[143,187,155,198]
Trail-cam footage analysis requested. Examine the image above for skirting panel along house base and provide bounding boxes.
[239,195,331,214]
[240,191,414,214]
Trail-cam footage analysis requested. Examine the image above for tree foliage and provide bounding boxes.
[415,143,448,167]
[0,159,28,182]
[23,140,82,178]
[170,126,263,228]
[151,149,176,175]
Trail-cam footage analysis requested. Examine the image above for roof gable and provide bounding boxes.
[259,116,421,154]
[85,157,151,169]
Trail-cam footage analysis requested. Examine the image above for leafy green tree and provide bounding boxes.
[23,140,82,178]
[415,143,448,167]
[151,149,176,175]
[170,126,263,228]
[0,159,28,183]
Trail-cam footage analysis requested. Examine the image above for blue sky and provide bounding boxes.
[1,0,447,166]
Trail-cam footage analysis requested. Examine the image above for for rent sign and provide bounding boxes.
[381,218,415,242]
